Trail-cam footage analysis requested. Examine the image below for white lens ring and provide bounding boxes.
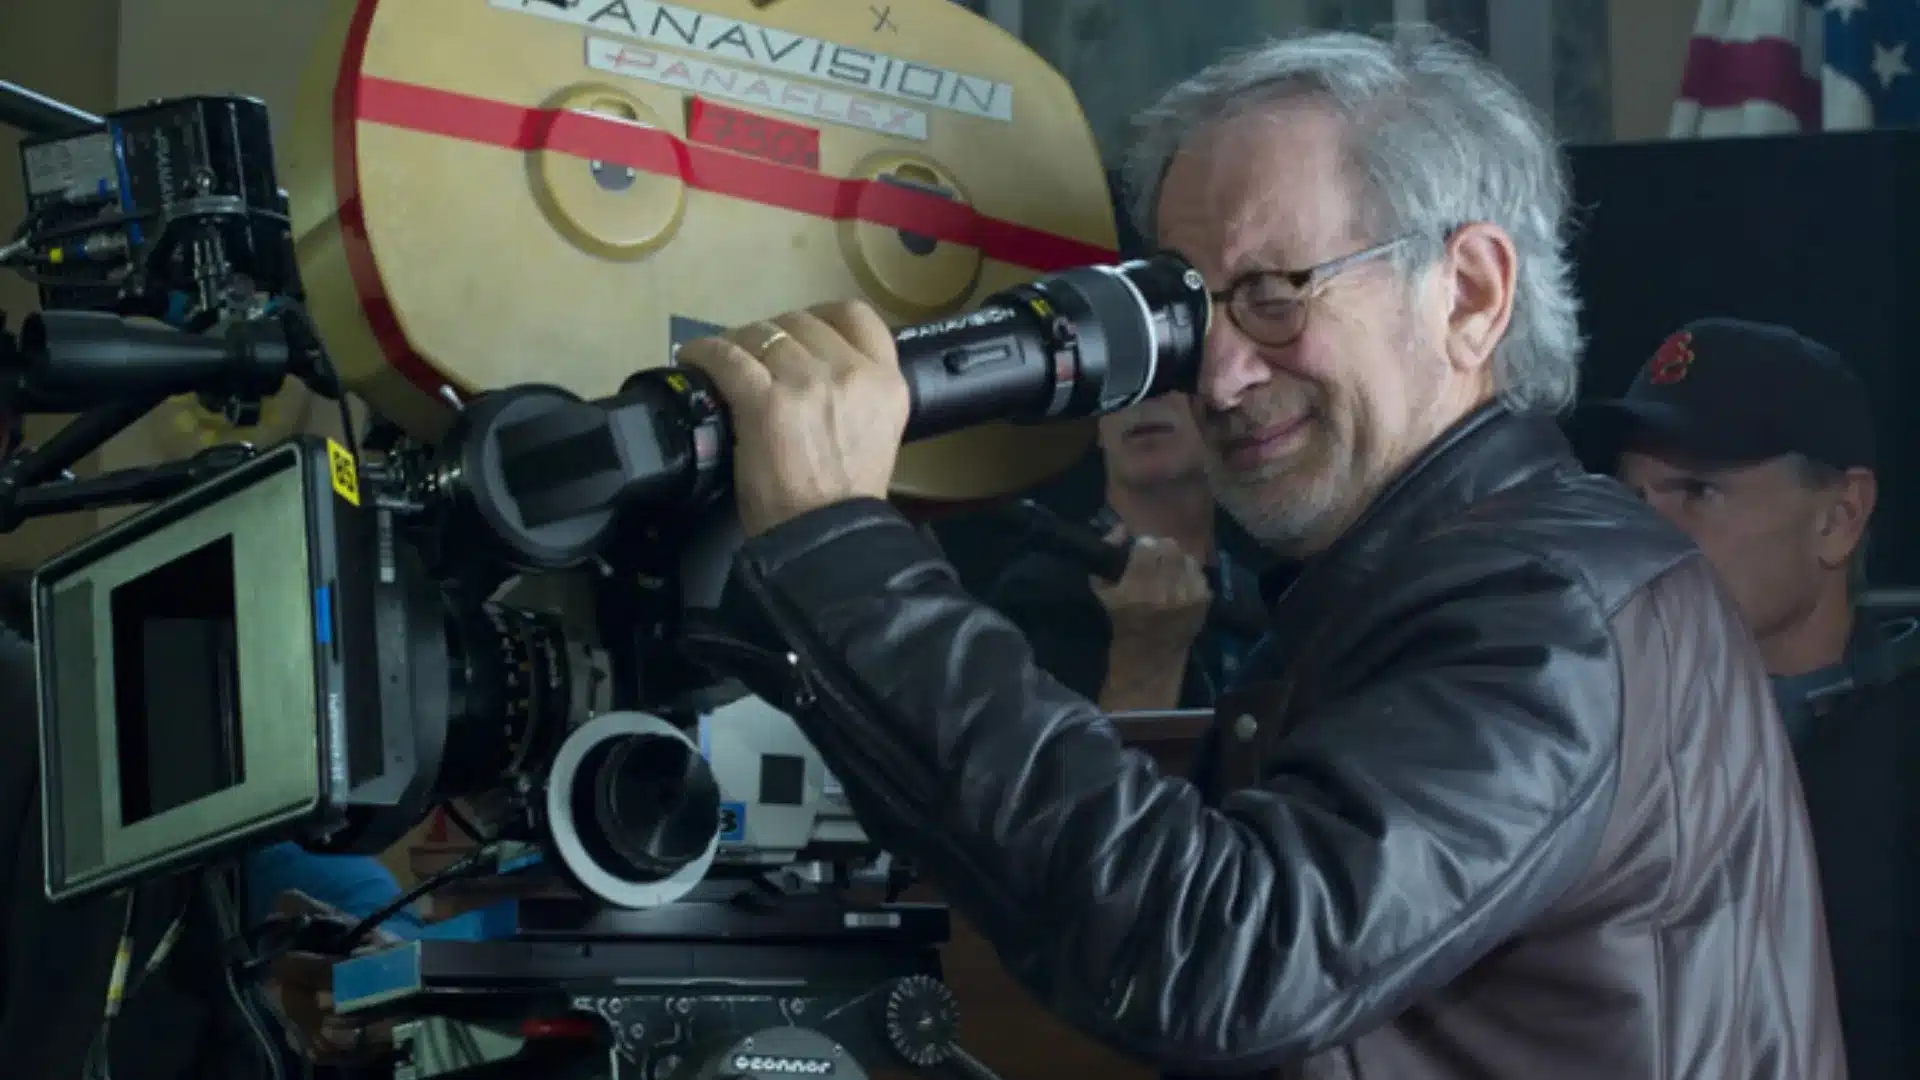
[544,710,718,909]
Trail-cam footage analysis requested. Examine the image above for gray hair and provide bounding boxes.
[1122,25,1583,414]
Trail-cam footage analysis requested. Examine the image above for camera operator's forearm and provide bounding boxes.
[1097,646,1186,712]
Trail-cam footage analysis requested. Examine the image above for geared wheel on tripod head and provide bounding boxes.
[884,975,962,1070]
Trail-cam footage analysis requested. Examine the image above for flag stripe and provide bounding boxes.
[1678,34,1821,129]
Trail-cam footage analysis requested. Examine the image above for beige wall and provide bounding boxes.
[1610,0,1699,142]
[114,0,331,144]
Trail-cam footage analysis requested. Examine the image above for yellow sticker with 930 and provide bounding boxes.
[327,439,361,507]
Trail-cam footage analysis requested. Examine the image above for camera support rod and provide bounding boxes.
[0,80,102,137]
[0,394,168,531]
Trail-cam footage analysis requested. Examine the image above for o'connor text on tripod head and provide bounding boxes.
[0,4,1208,1073]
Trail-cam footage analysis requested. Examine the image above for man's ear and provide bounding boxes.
[1442,222,1518,379]
[1815,467,1877,568]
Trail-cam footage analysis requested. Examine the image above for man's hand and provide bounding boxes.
[1091,530,1211,712]
[675,302,910,536]
[1093,529,1211,654]
[264,890,402,1065]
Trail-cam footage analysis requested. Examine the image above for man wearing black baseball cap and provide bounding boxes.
[1576,318,1885,691]
[1574,316,1917,1080]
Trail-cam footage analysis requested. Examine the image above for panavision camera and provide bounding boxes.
[0,2,1209,1077]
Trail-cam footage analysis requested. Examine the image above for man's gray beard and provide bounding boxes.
[1208,304,1438,557]
[1205,449,1347,557]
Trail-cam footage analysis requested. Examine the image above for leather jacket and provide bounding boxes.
[709,405,1845,1079]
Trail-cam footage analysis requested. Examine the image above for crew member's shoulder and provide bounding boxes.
[1434,468,1703,616]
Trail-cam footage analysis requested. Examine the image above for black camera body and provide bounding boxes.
[15,94,294,325]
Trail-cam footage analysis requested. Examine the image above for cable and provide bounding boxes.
[327,802,508,952]
[336,841,503,952]
[275,297,359,465]
[82,887,191,1080]
[79,893,135,1080]
[237,836,507,979]
[440,800,486,845]
[206,870,290,1080]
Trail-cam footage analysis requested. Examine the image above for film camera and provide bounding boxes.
[0,2,1208,1077]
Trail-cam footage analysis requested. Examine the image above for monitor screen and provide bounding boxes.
[36,445,329,901]
[108,535,245,826]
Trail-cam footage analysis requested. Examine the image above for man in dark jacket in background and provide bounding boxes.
[1580,317,1917,1079]
[678,25,1843,1080]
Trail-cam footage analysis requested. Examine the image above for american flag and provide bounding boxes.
[1671,0,1920,136]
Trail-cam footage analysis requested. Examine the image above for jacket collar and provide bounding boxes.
[1257,403,1578,615]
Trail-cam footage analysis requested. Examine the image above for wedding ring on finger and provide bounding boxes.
[748,326,792,362]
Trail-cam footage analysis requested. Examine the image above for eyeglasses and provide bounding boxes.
[1209,236,1414,349]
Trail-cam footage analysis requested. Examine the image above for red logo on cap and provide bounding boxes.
[1648,331,1695,385]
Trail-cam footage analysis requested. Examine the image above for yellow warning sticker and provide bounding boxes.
[327,439,361,507]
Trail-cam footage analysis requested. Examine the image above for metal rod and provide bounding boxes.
[0,80,102,138]
[1860,589,1920,612]
[1,395,163,488]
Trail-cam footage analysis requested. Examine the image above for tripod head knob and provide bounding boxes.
[884,974,963,1069]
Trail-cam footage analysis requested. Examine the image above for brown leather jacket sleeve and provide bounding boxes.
[720,499,1622,1074]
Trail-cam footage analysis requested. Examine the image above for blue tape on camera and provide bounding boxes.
[717,800,747,843]
[332,941,423,1013]
[313,585,333,646]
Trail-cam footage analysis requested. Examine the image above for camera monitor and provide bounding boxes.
[33,437,371,902]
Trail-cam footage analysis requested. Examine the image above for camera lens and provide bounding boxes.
[438,603,571,796]
[542,711,723,908]
[589,733,721,879]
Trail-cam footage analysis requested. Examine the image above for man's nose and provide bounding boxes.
[1196,320,1270,412]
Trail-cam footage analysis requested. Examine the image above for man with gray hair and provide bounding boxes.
[675,25,1844,1080]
